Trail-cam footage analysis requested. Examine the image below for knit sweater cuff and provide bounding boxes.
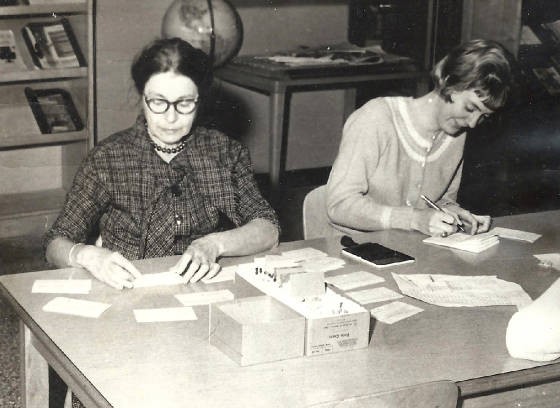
[389,206,415,230]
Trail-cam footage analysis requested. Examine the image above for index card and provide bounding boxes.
[281,247,329,262]
[133,307,197,323]
[534,253,560,269]
[347,286,403,305]
[325,271,384,291]
[42,297,111,318]
[490,227,541,243]
[370,301,423,324]
[202,265,236,284]
[423,232,499,253]
[133,272,186,288]
[32,279,91,294]
[174,289,234,306]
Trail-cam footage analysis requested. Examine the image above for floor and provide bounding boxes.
[0,99,559,407]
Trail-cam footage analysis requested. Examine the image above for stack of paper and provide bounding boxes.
[423,232,499,253]
[490,227,541,243]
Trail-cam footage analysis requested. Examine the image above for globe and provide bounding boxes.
[162,0,243,67]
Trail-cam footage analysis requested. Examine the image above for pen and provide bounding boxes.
[419,194,466,233]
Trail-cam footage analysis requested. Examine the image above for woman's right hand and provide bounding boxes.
[74,245,142,290]
[412,208,457,237]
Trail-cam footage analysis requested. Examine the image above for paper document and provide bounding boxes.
[133,272,186,288]
[202,265,237,284]
[133,307,197,323]
[423,232,499,253]
[534,253,560,269]
[347,287,403,305]
[300,256,345,273]
[392,273,532,308]
[32,279,91,294]
[42,297,111,318]
[175,289,234,306]
[490,227,541,243]
[370,301,423,324]
[281,247,329,262]
[325,271,384,291]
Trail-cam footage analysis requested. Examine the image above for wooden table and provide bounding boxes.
[214,56,427,193]
[3,210,560,408]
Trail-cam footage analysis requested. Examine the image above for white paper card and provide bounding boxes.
[42,297,111,318]
[281,247,329,262]
[175,289,234,306]
[325,271,384,291]
[32,279,91,294]
[347,286,403,305]
[534,253,560,269]
[133,272,186,288]
[490,227,541,243]
[370,301,423,324]
[202,265,236,284]
[133,307,197,323]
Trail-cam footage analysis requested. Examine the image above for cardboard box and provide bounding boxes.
[236,269,370,356]
[209,296,305,366]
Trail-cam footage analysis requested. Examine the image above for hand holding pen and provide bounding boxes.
[420,195,466,235]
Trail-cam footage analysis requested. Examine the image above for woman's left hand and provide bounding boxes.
[168,236,222,283]
[445,205,492,234]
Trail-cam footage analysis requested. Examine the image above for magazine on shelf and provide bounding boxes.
[0,29,27,73]
[21,18,85,69]
[24,87,84,134]
[532,66,560,96]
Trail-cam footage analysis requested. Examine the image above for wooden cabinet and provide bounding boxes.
[0,1,93,238]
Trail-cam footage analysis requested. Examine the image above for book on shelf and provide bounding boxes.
[21,18,86,70]
[532,66,560,96]
[25,0,83,3]
[24,87,84,134]
[0,0,20,5]
[540,20,560,45]
[0,29,27,73]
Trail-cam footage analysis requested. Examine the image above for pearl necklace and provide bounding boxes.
[146,124,189,154]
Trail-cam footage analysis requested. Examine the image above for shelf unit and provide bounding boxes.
[0,0,93,238]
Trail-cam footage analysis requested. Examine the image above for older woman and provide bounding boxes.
[44,38,279,289]
[327,39,516,238]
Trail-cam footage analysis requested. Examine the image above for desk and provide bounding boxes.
[3,210,560,407]
[214,57,427,193]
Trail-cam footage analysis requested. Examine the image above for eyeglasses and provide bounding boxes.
[143,95,199,115]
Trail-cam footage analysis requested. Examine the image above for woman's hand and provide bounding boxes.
[168,235,222,283]
[412,208,457,237]
[74,245,142,290]
[444,205,492,234]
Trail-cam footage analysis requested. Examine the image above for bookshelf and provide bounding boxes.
[0,0,93,238]
[462,0,560,102]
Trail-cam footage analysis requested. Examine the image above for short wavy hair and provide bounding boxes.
[432,39,516,110]
[131,37,212,98]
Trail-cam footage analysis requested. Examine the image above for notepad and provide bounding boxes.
[370,301,423,324]
[423,232,499,253]
[325,271,385,291]
[42,297,111,318]
[490,227,541,243]
[133,307,197,323]
[347,287,403,305]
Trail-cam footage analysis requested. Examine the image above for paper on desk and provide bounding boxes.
[254,255,299,270]
[281,247,328,262]
[325,271,384,291]
[534,253,560,269]
[300,256,345,273]
[423,232,499,253]
[133,306,197,323]
[32,279,91,294]
[392,273,532,308]
[42,297,111,318]
[347,286,403,305]
[201,265,237,284]
[490,227,541,243]
[370,301,423,324]
[133,272,186,288]
[174,289,234,306]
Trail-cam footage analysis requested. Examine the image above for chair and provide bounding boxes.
[311,380,459,408]
[302,185,339,239]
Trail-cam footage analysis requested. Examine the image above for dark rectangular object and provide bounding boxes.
[341,242,415,268]
[24,87,83,134]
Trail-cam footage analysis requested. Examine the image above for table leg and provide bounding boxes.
[20,321,49,408]
[268,89,287,193]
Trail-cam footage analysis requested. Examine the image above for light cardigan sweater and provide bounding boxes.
[327,96,466,232]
